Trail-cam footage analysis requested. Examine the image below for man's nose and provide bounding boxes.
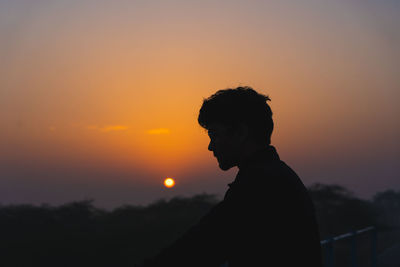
[208,140,213,151]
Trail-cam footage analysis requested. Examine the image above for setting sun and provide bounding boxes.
[164,178,175,188]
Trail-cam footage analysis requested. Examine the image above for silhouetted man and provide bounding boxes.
[140,86,323,266]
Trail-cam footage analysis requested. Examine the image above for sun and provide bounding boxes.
[164,178,175,188]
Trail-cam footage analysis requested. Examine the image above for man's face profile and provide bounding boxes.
[207,123,239,171]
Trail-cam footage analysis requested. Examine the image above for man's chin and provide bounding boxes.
[218,162,233,171]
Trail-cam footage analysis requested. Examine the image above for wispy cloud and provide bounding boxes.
[86,125,129,132]
[147,128,170,135]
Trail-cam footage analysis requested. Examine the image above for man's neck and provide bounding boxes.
[237,143,269,169]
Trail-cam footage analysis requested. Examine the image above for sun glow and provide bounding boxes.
[164,178,175,188]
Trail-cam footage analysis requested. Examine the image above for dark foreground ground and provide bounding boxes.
[1,183,399,266]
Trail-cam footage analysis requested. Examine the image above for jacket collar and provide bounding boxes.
[237,145,280,171]
[227,145,280,190]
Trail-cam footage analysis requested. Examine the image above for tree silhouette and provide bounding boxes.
[308,183,379,239]
[0,185,397,266]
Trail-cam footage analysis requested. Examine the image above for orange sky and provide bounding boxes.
[1,0,399,208]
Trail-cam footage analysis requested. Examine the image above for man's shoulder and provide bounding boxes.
[241,159,300,182]
[238,159,310,199]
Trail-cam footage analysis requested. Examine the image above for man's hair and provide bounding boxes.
[198,86,273,145]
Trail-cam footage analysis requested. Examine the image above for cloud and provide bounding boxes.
[147,128,170,135]
[101,125,129,132]
[86,125,129,132]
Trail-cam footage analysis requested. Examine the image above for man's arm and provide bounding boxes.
[139,200,232,267]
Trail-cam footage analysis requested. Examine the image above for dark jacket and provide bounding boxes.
[142,146,323,266]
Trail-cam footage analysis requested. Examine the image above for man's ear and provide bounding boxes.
[234,123,249,143]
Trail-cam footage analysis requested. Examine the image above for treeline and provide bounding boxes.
[0,184,399,266]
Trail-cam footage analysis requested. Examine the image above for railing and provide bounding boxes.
[220,226,378,267]
[321,226,378,267]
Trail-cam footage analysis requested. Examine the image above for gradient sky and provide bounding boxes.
[1,0,399,209]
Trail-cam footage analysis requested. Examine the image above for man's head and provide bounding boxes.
[198,86,273,170]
